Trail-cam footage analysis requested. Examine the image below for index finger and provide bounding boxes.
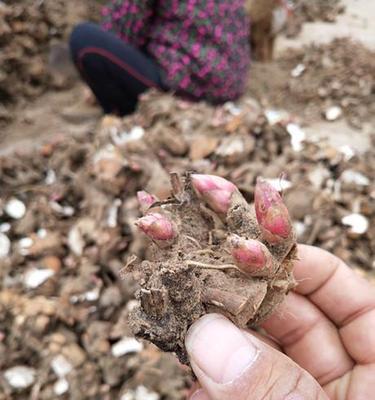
[293,244,375,363]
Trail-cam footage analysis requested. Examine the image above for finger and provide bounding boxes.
[262,292,354,385]
[190,388,211,400]
[340,309,375,364]
[294,245,375,363]
[324,364,375,400]
[186,314,329,400]
[250,328,282,351]
[294,244,375,326]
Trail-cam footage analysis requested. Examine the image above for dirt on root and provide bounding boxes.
[127,175,296,364]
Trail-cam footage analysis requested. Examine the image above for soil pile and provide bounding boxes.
[287,0,345,36]
[281,38,375,127]
[249,38,375,127]
[294,0,344,22]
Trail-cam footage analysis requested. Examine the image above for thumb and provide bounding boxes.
[186,314,329,400]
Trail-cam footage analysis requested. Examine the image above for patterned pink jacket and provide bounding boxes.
[102,0,250,103]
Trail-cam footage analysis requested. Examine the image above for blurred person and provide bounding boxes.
[187,245,375,400]
[69,0,250,116]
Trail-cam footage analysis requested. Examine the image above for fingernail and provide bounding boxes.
[190,389,210,400]
[186,314,258,384]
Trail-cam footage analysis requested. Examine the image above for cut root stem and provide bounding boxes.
[186,260,242,273]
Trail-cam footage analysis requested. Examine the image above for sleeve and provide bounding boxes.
[101,0,156,47]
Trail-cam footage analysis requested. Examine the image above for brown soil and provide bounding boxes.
[0,84,100,152]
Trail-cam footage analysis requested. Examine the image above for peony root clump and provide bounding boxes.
[126,174,297,364]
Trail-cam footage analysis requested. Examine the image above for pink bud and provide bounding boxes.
[191,174,236,214]
[137,191,158,213]
[135,213,175,241]
[229,235,273,274]
[254,178,292,244]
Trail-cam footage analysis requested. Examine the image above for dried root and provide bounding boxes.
[125,174,297,364]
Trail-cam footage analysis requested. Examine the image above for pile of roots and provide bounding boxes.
[0,0,101,122]
[0,90,373,398]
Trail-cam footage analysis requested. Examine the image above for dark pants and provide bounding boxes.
[69,22,165,115]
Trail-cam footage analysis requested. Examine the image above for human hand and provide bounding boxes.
[187,244,375,400]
